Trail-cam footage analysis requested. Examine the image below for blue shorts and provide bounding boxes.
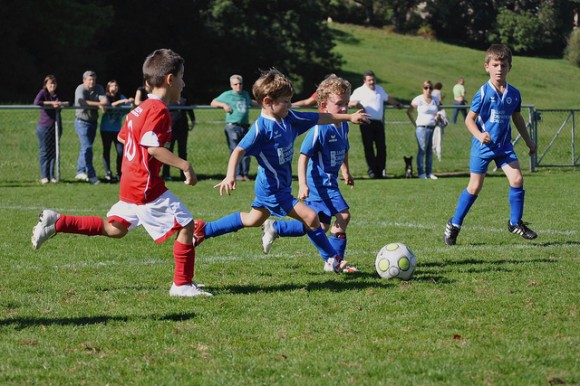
[470,151,519,174]
[305,195,349,225]
[251,192,300,218]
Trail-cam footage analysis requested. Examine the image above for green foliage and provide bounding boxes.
[203,0,342,95]
[425,0,496,48]
[565,29,580,67]
[492,8,547,55]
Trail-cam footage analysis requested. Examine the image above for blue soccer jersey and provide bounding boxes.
[301,122,350,201]
[238,110,319,200]
[470,80,522,158]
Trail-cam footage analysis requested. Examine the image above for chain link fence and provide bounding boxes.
[0,104,571,185]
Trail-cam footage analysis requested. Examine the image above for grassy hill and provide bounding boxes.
[329,23,580,108]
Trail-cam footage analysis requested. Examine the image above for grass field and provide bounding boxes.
[1,170,579,385]
[1,23,579,385]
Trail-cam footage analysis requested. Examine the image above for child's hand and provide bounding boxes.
[213,176,236,196]
[298,184,309,201]
[527,141,538,155]
[350,109,370,125]
[183,166,198,186]
[478,132,491,144]
[343,172,355,188]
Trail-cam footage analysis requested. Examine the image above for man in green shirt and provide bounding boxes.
[452,77,467,124]
[211,75,257,181]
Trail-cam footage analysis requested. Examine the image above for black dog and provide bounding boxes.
[404,156,413,178]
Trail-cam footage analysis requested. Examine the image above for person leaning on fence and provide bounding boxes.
[31,48,212,297]
[210,74,258,181]
[444,44,538,246]
[162,96,196,181]
[33,74,70,184]
[100,80,134,183]
[74,70,107,184]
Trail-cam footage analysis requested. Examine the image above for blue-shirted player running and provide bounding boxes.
[444,44,538,245]
[261,75,358,272]
[194,69,368,272]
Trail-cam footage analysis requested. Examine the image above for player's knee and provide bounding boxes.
[331,232,347,239]
[105,221,128,238]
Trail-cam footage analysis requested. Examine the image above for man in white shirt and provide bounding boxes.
[349,70,403,178]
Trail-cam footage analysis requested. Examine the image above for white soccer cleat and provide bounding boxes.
[169,282,213,297]
[339,259,359,273]
[31,209,60,250]
[261,219,278,254]
[324,256,341,273]
[324,256,358,273]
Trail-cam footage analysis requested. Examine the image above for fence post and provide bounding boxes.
[529,106,539,173]
[55,109,61,182]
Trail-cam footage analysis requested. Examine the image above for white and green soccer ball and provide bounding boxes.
[375,242,417,280]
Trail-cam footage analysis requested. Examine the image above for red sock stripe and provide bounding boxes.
[55,215,104,236]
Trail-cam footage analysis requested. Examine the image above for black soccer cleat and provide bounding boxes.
[444,218,460,245]
[508,220,538,240]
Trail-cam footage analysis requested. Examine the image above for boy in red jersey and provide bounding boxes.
[31,49,211,297]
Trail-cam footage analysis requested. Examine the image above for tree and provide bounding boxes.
[0,0,112,102]
[200,0,342,99]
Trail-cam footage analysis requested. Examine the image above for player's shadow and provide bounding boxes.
[220,278,392,295]
[0,312,197,331]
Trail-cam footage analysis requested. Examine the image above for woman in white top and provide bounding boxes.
[406,80,442,179]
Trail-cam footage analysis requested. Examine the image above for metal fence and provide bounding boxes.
[0,104,576,185]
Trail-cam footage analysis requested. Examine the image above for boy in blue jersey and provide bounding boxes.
[261,75,358,273]
[444,44,538,245]
[193,70,368,272]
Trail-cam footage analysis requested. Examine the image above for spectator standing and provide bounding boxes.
[74,70,107,184]
[100,80,134,183]
[33,75,69,184]
[162,96,196,181]
[431,82,444,103]
[452,77,467,124]
[406,80,442,179]
[134,84,149,106]
[211,74,257,181]
[349,70,403,179]
[431,82,448,161]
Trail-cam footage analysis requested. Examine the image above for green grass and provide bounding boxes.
[330,23,580,109]
[1,172,579,385]
[1,23,579,385]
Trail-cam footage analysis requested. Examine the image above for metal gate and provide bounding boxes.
[530,108,579,169]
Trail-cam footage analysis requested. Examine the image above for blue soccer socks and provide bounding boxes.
[452,189,478,227]
[205,212,244,238]
[508,186,525,226]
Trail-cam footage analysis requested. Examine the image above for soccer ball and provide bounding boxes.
[375,242,417,280]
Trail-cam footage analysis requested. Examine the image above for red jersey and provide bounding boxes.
[118,96,171,204]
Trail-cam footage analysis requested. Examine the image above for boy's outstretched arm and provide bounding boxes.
[148,146,198,186]
[512,111,537,155]
[317,109,369,125]
[213,146,246,195]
